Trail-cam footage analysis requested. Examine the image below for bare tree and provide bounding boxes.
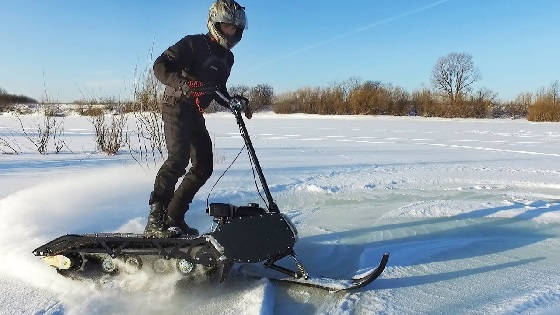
[229,84,250,97]
[249,84,274,111]
[548,80,559,105]
[15,114,62,154]
[432,52,480,102]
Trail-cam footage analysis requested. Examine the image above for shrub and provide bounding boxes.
[528,98,560,121]
[528,81,560,122]
[15,113,66,154]
[227,84,275,112]
[92,113,127,155]
[461,88,497,118]
[347,81,383,114]
[274,80,414,116]
[42,104,66,117]
[412,89,437,116]
[503,92,531,118]
[76,104,105,116]
[133,64,163,113]
[127,63,166,165]
[387,86,411,116]
[249,84,274,111]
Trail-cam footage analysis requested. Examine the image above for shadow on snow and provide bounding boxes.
[290,200,559,290]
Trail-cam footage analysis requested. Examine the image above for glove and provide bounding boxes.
[230,95,252,119]
[229,95,249,111]
[180,81,202,96]
[179,83,191,96]
[244,103,253,119]
[179,81,218,96]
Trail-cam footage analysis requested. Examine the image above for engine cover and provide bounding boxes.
[211,213,296,263]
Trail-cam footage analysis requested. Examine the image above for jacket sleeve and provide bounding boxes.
[214,52,235,108]
[153,36,195,89]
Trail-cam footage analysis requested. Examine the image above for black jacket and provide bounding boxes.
[153,34,233,109]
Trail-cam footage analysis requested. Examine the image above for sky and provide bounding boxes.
[1,0,559,102]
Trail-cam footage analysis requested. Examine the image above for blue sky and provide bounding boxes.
[1,0,559,102]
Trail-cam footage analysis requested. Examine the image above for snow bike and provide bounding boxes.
[32,90,389,292]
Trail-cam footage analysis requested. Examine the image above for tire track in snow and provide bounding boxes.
[257,132,560,159]
[419,142,560,158]
[483,285,560,314]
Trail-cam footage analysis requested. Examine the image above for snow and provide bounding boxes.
[1,112,560,314]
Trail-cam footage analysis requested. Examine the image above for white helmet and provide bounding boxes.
[207,0,247,50]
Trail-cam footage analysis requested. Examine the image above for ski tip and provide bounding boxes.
[379,253,390,268]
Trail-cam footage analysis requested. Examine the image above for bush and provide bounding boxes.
[249,84,274,111]
[126,64,167,165]
[92,113,127,155]
[503,92,531,118]
[412,89,437,116]
[462,88,497,118]
[43,104,66,117]
[527,81,560,122]
[15,113,66,154]
[229,85,250,98]
[74,97,126,116]
[76,104,105,116]
[387,86,412,115]
[228,84,274,112]
[274,80,412,116]
[347,81,386,115]
[528,98,560,121]
[274,87,322,114]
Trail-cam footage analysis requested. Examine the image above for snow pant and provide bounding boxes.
[152,100,213,222]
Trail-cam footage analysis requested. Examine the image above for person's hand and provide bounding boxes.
[230,95,252,119]
[176,81,191,96]
[244,104,253,119]
[181,82,218,96]
[230,95,248,109]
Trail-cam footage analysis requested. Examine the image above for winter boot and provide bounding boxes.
[166,216,199,237]
[144,193,177,238]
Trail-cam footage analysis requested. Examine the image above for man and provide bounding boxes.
[145,0,251,238]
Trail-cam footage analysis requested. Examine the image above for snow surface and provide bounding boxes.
[1,112,560,314]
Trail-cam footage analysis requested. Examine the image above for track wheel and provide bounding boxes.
[101,256,118,274]
[123,256,142,274]
[176,259,194,275]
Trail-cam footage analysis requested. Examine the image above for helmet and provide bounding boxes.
[207,0,247,50]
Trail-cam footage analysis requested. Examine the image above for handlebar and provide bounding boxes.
[190,85,250,117]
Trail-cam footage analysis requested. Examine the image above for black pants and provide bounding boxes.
[153,101,213,221]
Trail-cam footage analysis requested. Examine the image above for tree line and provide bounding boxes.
[2,52,558,121]
[274,52,559,122]
[0,87,37,112]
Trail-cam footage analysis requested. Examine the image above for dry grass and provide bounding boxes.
[272,78,551,120]
[527,81,560,122]
[528,96,560,121]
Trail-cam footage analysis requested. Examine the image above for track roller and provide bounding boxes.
[101,256,118,274]
[123,256,142,274]
[176,259,194,274]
